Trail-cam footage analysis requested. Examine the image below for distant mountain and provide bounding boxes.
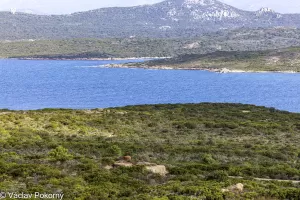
[1,0,300,40]
[16,9,47,15]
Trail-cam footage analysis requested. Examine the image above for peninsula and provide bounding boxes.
[111,47,300,73]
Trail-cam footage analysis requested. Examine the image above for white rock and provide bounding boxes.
[146,165,168,176]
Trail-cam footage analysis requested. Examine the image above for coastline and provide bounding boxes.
[14,56,170,61]
[5,57,299,74]
[103,64,299,74]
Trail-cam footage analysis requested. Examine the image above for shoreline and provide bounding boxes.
[103,64,299,74]
[3,57,299,74]
[0,103,297,113]
[11,56,170,61]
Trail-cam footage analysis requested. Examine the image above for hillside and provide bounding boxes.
[127,47,300,72]
[0,38,183,59]
[0,103,299,199]
[1,0,300,40]
[2,28,300,59]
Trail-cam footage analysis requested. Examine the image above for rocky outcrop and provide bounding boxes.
[136,162,168,176]
[221,183,244,193]
[123,156,132,162]
[112,160,168,176]
[146,165,168,176]
[136,162,156,166]
[104,165,113,170]
[113,161,133,168]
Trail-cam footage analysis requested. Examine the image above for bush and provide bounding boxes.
[107,145,122,157]
[48,146,73,161]
[206,170,229,181]
[184,122,197,129]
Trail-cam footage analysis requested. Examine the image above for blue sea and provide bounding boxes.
[0,59,300,112]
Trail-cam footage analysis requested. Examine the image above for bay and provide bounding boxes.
[0,59,299,112]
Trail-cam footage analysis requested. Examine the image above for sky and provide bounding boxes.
[0,0,300,14]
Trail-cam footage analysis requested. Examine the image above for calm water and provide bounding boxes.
[0,59,300,112]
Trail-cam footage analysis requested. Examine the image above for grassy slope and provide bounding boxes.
[0,38,187,59]
[139,47,300,72]
[0,103,300,199]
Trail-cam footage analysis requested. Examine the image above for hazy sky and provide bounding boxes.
[0,0,300,14]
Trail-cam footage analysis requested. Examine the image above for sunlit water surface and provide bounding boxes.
[0,59,299,112]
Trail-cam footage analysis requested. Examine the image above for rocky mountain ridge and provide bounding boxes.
[0,0,300,39]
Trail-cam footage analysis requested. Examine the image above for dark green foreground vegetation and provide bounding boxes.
[0,103,300,199]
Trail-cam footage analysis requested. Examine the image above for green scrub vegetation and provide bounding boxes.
[0,103,299,199]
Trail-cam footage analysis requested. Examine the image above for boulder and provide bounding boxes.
[104,165,113,170]
[146,165,168,176]
[219,68,231,73]
[113,161,133,168]
[123,156,132,162]
[113,160,168,176]
[237,183,244,192]
[136,162,156,166]
[221,189,229,193]
[222,183,244,193]
[135,162,168,176]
